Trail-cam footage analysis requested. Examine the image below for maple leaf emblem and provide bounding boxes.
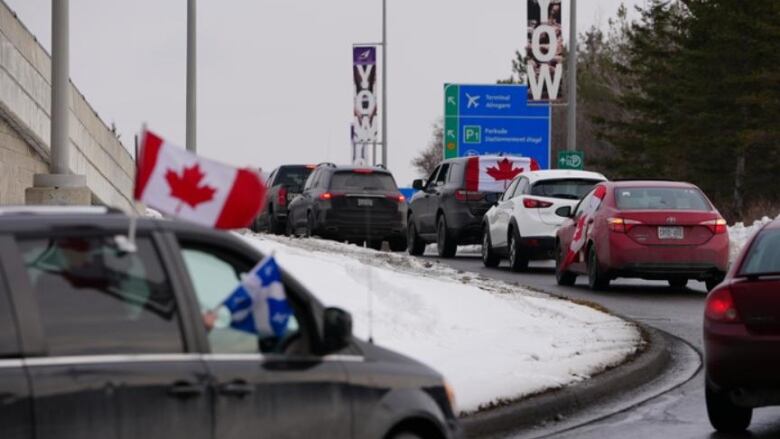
[486,158,524,181]
[165,163,216,213]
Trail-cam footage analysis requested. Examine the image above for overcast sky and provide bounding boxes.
[6,0,641,185]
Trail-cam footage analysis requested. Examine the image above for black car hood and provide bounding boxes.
[351,338,443,381]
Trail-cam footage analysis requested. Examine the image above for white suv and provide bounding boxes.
[481,170,608,271]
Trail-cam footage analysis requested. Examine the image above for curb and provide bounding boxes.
[460,324,671,438]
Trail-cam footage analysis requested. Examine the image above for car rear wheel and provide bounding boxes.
[407,215,426,256]
[587,246,610,290]
[706,382,752,433]
[305,212,316,238]
[668,278,688,289]
[508,230,529,272]
[269,214,285,235]
[389,236,407,252]
[481,226,500,268]
[555,242,577,286]
[367,240,383,251]
[437,215,457,258]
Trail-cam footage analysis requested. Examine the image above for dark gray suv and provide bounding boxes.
[0,207,459,439]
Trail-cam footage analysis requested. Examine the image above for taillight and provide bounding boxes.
[386,194,405,203]
[353,169,373,174]
[522,198,554,209]
[705,286,741,323]
[701,218,728,234]
[455,190,484,201]
[607,217,642,233]
[278,187,287,207]
[320,192,333,200]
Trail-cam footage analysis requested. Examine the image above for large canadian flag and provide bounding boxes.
[135,130,266,229]
[464,156,540,193]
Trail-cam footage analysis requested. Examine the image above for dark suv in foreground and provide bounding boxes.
[0,207,458,439]
[254,164,315,234]
[287,164,408,250]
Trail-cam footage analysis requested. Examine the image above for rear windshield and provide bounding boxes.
[531,179,603,200]
[276,166,313,188]
[740,229,780,276]
[615,187,711,211]
[329,172,398,191]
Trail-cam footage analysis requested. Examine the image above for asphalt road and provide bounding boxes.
[430,252,780,439]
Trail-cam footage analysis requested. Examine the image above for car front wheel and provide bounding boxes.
[706,382,752,433]
[481,226,500,268]
[555,242,577,286]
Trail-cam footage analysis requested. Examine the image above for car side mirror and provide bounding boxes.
[412,179,425,190]
[556,206,573,218]
[323,307,352,353]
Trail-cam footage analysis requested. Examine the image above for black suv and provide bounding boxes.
[407,157,502,258]
[253,164,315,234]
[0,207,459,439]
[287,164,408,250]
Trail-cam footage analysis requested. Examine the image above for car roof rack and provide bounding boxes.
[0,205,124,216]
[316,162,337,168]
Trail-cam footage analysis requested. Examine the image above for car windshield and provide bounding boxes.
[739,229,780,277]
[531,179,603,200]
[277,167,313,189]
[615,187,711,211]
[330,172,397,191]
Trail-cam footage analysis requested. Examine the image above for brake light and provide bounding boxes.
[278,187,287,207]
[386,194,405,203]
[353,169,373,174]
[701,218,727,234]
[320,192,333,200]
[608,217,642,233]
[705,286,741,323]
[455,190,485,201]
[523,198,554,209]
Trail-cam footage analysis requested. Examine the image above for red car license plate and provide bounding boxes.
[658,226,684,240]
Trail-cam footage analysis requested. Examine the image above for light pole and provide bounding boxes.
[381,0,387,167]
[566,0,577,151]
[51,0,70,174]
[186,0,197,153]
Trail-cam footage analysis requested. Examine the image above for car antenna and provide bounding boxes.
[364,242,375,344]
[114,124,146,254]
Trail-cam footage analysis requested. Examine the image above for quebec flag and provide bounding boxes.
[222,256,292,337]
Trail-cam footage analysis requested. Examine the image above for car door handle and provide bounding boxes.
[218,380,254,398]
[168,381,205,398]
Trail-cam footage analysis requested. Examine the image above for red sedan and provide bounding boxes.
[554,181,729,290]
[704,217,780,432]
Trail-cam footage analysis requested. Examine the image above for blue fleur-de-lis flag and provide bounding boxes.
[222,255,292,337]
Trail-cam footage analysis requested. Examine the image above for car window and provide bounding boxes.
[179,244,299,354]
[0,277,19,357]
[514,177,529,197]
[502,178,520,201]
[266,169,276,185]
[615,187,711,211]
[531,178,602,200]
[425,166,441,190]
[276,167,313,189]
[435,164,451,186]
[329,172,398,191]
[740,229,780,276]
[18,236,184,356]
[448,162,464,183]
[303,169,318,191]
[573,189,595,217]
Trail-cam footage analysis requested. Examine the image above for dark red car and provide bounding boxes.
[554,181,729,290]
[704,217,780,432]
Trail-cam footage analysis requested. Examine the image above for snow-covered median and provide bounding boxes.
[728,214,780,263]
[239,232,642,414]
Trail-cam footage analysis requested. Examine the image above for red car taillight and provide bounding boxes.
[705,286,741,323]
[386,194,405,203]
[278,187,287,207]
[522,198,553,209]
[320,192,343,200]
[607,217,642,233]
[701,218,728,234]
[455,190,484,201]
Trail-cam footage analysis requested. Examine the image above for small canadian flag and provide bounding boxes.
[134,130,266,229]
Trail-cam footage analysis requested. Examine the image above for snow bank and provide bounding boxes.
[728,215,779,263]
[239,232,641,413]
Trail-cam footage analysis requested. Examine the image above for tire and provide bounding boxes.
[305,212,316,238]
[555,242,577,286]
[367,240,383,251]
[285,215,295,237]
[269,214,285,235]
[668,278,688,289]
[481,226,500,268]
[436,215,457,258]
[706,382,752,433]
[587,246,610,290]
[706,274,725,292]
[507,229,529,272]
[389,236,407,252]
[407,215,426,256]
[390,433,424,439]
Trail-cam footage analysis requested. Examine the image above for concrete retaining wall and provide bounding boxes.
[0,1,135,210]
